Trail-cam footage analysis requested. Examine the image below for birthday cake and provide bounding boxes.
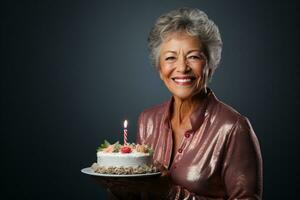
[91,140,158,174]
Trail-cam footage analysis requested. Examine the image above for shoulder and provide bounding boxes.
[210,99,259,154]
[207,93,254,138]
[211,96,248,127]
[136,100,170,143]
[138,100,169,122]
[214,100,255,138]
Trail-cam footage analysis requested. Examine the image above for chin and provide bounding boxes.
[172,92,195,100]
[171,88,203,101]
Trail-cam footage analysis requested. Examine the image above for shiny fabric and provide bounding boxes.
[136,89,263,199]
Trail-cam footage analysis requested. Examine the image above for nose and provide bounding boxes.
[176,55,190,73]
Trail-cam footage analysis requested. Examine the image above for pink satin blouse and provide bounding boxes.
[136,89,263,199]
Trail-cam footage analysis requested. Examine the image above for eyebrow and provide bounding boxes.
[163,49,202,55]
[187,50,202,54]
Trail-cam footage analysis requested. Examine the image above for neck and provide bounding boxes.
[171,91,206,129]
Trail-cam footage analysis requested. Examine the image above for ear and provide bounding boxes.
[159,69,163,80]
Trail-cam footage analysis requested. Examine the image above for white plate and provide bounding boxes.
[81,167,161,177]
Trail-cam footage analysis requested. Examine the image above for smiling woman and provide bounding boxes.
[136,7,263,199]
[159,32,206,100]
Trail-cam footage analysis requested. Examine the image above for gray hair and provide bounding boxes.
[148,7,222,84]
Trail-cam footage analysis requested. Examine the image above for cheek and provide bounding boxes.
[195,62,206,77]
[159,64,173,79]
[192,67,203,78]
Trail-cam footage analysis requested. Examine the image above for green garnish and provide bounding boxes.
[113,141,121,152]
[96,140,111,152]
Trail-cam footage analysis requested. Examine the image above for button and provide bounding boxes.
[184,132,191,138]
[178,148,183,153]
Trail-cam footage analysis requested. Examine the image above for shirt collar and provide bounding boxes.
[162,88,217,132]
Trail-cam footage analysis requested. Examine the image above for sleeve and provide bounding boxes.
[168,118,263,200]
[136,112,145,144]
[221,117,263,200]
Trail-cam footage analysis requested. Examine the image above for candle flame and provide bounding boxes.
[123,120,128,128]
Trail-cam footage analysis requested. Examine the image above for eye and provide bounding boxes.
[165,56,176,61]
[187,53,206,61]
[187,55,200,60]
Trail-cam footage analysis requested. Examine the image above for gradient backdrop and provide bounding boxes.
[1,0,299,199]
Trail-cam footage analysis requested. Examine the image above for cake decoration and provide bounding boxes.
[90,120,158,175]
[91,140,157,175]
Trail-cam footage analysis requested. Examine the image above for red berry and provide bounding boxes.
[120,146,132,153]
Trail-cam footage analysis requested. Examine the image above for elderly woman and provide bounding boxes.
[136,7,263,199]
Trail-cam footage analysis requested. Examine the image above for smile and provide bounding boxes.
[171,76,196,86]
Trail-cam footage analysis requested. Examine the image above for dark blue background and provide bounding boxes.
[1,0,299,199]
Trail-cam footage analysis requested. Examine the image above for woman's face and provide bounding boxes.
[159,32,207,100]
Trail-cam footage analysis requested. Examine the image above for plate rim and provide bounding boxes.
[81,167,161,177]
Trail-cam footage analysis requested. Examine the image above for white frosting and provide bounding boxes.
[96,151,152,167]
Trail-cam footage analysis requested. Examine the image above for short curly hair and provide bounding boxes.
[148,7,222,84]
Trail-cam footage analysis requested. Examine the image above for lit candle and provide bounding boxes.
[123,120,128,145]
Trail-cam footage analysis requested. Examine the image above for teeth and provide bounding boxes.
[174,79,192,83]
